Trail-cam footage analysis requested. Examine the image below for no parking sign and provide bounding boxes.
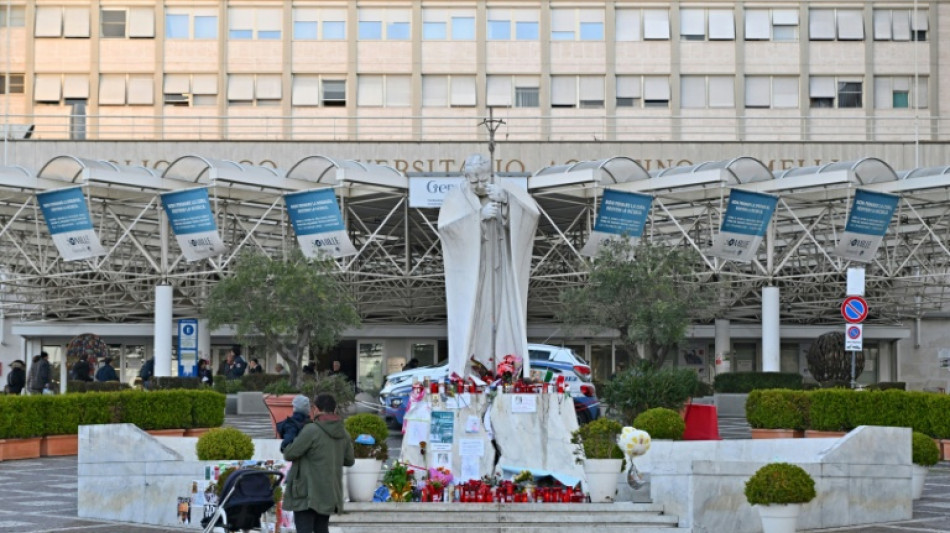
[845,324,863,351]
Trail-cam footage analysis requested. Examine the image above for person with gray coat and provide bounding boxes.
[29,352,51,394]
[282,393,355,533]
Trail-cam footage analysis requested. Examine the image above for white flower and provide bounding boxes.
[617,426,651,457]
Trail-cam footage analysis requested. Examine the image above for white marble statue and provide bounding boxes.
[438,154,540,379]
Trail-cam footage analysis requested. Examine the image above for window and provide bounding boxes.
[616,76,672,108]
[227,74,281,106]
[163,73,218,106]
[643,10,671,40]
[421,75,475,107]
[486,75,539,108]
[33,74,88,104]
[744,76,798,109]
[422,9,475,40]
[358,8,410,40]
[551,8,603,41]
[35,6,90,38]
[100,8,154,38]
[680,9,735,41]
[0,6,25,27]
[0,74,25,94]
[165,11,217,39]
[874,76,927,109]
[487,9,539,41]
[874,10,927,41]
[358,75,410,107]
[551,75,604,108]
[291,76,345,106]
[745,9,799,42]
[99,74,154,105]
[322,79,346,106]
[681,75,734,108]
[229,8,281,40]
[809,76,862,108]
[809,9,864,41]
[293,9,345,40]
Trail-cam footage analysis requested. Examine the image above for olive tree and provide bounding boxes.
[204,250,360,388]
[558,238,712,368]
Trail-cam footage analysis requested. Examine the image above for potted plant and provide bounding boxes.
[195,427,255,461]
[571,417,624,502]
[343,413,389,502]
[0,395,44,460]
[746,390,808,439]
[632,407,685,440]
[911,431,940,499]
[262,373,357,438]
[744,462,816,533]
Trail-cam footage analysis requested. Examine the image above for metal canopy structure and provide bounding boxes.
[0,154,948,330]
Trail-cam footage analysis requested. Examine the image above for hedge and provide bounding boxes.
[713,372,804,393]
[0,390,225,438]
[749,388,950,438]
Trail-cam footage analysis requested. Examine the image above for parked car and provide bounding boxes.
[379,354,600,428]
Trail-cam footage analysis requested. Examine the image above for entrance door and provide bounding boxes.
[358,341,385,394]
[590,343,613,384]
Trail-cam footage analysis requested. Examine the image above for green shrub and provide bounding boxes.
[806,389,854,431]
[713,372,804,393]
[196,427,255,460]
[192,390,226,428]
[745,390,809,430]
[572,417,624,461]
[66,380,129,393]
[147,391,194,430]
[744,463,816,505]
[0,395,43,438]
[151,377,202,390]
[40,395,80,435]
[344,413,390,460]
[213,379,245,394]
[912,431,940,467]
[928,394,950,439]
[241,373,286,392]
[79,392,122,425]
[865,382,906,391]
[262,379,299,395]
[850,390,905,429]
[692,381,715,398]
[633,407,685,440]
[300,373,357,415]
[603,362,698,424]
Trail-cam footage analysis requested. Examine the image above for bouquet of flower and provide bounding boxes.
[513,470,534,485]
[496,354,523,384]
[428,466,453,491]
[617,427,651,458]
[382,461,415,502]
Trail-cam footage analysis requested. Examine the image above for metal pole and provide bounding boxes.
[850,350,856,389]
[3,0,11,164]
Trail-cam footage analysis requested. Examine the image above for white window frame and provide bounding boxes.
[745,9,798,42]
[421,75,474,107]
[229,7,282,40]
[680,75,734,109]
[873,9,927,42]
[164,73,218,106]
[487,75,540,108]
[809,9,864,41]
[0,5,25,27]
[874,76,927,109]
[357,75,410,107]
[358,8,410,41]
[744,76,798,109]
[809,76,863,109]
[551,8,604,41]
[35,6,90,38]
[293,8,346,40]
[165,9,218,40]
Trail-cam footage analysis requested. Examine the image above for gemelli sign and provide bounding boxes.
[283,188,356,258]
[36,187,106,261]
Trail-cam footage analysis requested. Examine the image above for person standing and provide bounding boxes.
[274,363,289,375]
[139,357,155,389]
[224,346,247,380]
[248,358,264,374]
[198,359,214,386]
[95,357,119,382]
[29,352,52,394]
[6,360,26,394]
[71,354,93,382]
[282,393,354,533]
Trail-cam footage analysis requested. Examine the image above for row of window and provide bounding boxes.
[7,5,929,43]
[18,73,927,111]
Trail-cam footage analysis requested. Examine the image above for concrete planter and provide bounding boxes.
[584,458,623,503]
[911,465,928,499]
[940,439,950,461]
[804,430,847,439]
[41,434,79,456]
[0,437,42,460]
[146,429,186,437]
[755,503,801,533]
[183,427,215,438]
[750,428,804,439]
[713,393,749,418]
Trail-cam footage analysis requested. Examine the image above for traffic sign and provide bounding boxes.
[845,324,863,351]
[841,295,869,323]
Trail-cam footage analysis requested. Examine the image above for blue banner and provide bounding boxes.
[36,187,106,261]
[833,189,900,262]
[161,188,227,261]
[592,190,653,236]
[284,188,356,258]
[710,189,778,262]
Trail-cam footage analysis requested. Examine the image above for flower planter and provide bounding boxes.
[804,430,847,439]
[263,394,299,438]
[0,437,42,461]
[755,503,801,533]
[146,429,186,437]
[41,434,79,456]
[911,465,928,499]
[583,458,623,503]
[940,439,950,462]
[750,428,804,439]
[184,428,215,438]
[347,458,383,502]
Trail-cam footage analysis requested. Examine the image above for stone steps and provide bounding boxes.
[333,502,686,532]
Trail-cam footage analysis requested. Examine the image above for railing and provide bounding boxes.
[3,113,950,143]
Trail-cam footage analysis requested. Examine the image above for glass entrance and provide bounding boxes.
[358,341,385,394]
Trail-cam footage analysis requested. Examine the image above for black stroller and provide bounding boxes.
[201,469,285,533]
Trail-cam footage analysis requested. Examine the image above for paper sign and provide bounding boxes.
[460,455,481,482]
[511,394,537,413]
[465,415,481,433]
[433,451,452,469]
[459,439,485,457]
[430,411,455,444]
[405,419,429,446]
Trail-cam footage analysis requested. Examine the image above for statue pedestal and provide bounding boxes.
[399,391,587,488]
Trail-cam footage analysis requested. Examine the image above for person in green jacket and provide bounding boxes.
[282,393,355,533]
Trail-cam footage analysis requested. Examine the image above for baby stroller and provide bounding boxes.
[201,469,284,533]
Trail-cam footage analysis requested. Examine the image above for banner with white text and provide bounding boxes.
[37,187,106,261]
[581,189,654,256]
[161,188,228,262]
[710,189,778,262]
[833,189,899,262]
[284,188,356,258]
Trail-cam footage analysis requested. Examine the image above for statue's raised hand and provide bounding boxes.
[480,202,500,220]
[485,184,508,203]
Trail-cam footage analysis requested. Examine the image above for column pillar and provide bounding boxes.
[198,318,211,367]
[762,286,780,372]
[154,284,173,377]
[714,318,732,373]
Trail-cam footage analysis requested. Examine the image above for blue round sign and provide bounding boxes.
[182,324,195,335]
[841,296,869,324]
[847,325,861,339]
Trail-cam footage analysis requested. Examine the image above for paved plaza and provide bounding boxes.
[1,413,949,532]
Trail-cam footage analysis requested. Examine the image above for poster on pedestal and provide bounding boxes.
[36,187,106,261]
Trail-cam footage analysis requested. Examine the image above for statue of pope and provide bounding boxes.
[438,154,540,379]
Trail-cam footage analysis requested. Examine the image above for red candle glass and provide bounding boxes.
[430,382,439,393]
